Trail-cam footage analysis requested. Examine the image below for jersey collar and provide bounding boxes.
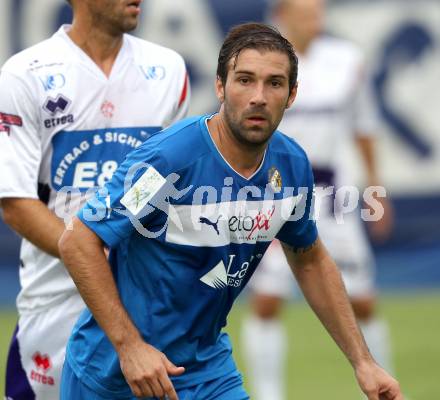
[54,24,131,82]
[200,114,269,184]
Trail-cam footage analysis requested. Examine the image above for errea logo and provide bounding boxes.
[30,351,55,386]
[43,94,71,115]
[43,94,74,128]
[32,352,51,372]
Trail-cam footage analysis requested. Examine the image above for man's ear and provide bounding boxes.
[215,77,225,103]
[286,82,298,109]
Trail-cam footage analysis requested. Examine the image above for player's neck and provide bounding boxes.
[207,114,267,179]
[67,22,123,78]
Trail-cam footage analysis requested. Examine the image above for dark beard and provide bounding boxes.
[223,104,274,148]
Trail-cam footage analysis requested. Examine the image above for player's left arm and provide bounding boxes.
[281,238,402,400]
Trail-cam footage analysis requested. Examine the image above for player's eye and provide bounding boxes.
[238,77,250,84]
[271,80,282,88]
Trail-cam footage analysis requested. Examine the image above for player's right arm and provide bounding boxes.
[0,70,65,258]
[58,146,185,399]
[2,198,66,258]
[282,239,402,400]
[59,217,184,399]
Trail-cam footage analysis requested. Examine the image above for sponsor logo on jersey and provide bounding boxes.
[0,112,23,135]
[199,206,275,240]
[39,73,66,91]
[228,205,275,240]
[51,127,161,190]
[140,65,166,80]
[166,198,298,247]
[43,94,71,115]
[30,351,55,386]
[200,206,275,240]
[200,253,262,289]
[101,100,115,118]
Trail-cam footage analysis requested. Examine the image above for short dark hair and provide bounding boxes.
[217,22,298,93]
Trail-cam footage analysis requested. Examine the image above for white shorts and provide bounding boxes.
[249,213,376,299]
[5,292,85,400]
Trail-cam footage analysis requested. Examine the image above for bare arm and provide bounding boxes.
[1,198,65,258]
[283,238,370,366]
[356,135,379,187]
[356,135,393,241]
[282,238,402,400]
[58,217,184,399]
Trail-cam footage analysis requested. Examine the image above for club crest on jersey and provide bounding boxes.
[140,65,166,80]
[268,167,282,193]
[101,101,115,118]
[43,94,71,115]
[0,112,23,135]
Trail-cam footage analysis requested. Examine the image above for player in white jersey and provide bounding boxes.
[0,1,189,398]
[241,1,394,399]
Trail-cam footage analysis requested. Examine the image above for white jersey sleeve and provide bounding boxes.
[170,71,190,125]
[164,49,190,126]
[0,70,41,199]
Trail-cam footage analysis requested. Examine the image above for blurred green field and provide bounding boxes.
[0,309,16,397]
[1,293,439,399]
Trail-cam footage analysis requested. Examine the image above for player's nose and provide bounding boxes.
[249,82,267,106]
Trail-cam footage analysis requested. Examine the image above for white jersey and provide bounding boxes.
[0,25,189,313]
[280,34,378,189]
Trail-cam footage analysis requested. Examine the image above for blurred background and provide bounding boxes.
[0,0,439,398]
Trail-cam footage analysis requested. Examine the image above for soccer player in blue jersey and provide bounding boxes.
[58,23,402,400]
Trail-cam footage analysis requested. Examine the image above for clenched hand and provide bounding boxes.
[118,338,185,399]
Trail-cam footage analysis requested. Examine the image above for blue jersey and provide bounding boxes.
[67,114,317,397]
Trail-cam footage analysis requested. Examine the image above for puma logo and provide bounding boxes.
[199,215,222,235]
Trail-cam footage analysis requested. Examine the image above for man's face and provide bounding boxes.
[279,0,325,42]
[86,0,142,34]
[217,48,297,147]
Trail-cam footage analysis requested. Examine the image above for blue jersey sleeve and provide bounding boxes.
[77,143,170,248]
[276,161,318,249]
